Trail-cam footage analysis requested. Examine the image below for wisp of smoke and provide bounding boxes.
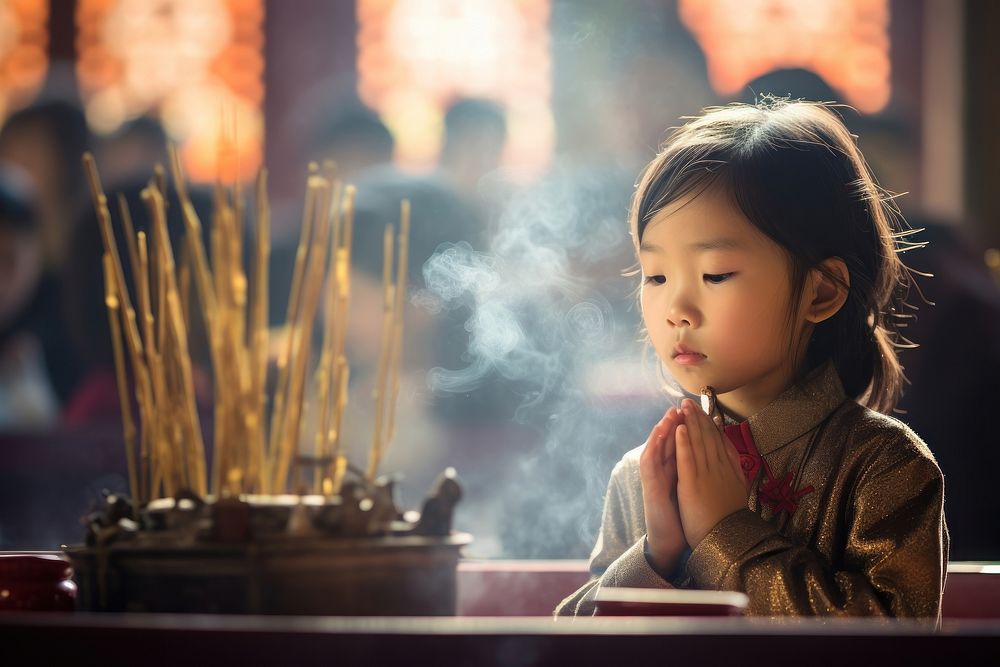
[419,169,664,557]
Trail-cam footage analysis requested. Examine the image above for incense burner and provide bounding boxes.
[65,470,470,615]
[75,154,445,615]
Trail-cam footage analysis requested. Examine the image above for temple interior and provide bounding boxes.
[0,1,998,660]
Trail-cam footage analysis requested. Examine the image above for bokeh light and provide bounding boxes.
[679,0,890,112]
[75,0,264,182]
[357,0,553,176]
[0,0,49,122]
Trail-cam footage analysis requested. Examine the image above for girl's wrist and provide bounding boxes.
[643,536,685,580]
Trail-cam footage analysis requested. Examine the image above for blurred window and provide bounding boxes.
[0,0,48,121]
[75,0,264,182]
[357,0,553,176]
[680,0,890,112]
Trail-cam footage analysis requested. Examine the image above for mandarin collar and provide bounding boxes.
[736,362,847,456]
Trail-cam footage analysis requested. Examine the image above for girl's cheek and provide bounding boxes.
[639,294,656,325]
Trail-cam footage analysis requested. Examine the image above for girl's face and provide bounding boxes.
[639,187,811,419]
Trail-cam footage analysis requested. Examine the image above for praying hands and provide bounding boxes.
[675,398,750,548]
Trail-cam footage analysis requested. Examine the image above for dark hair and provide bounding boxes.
[349,170,481,283]
[0,99,90,197]
[315,105,394,162]
[442,98,506,149]
[630,98,915,413]
[110,115,169,146]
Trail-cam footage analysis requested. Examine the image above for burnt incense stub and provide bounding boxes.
[415,468,462,537]
[79,469,462,547]
[700,385,719,421]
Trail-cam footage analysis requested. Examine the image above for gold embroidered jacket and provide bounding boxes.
[555,364,948,618]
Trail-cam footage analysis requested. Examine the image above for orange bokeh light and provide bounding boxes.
[0,0,49,122]
[679,0,891,113]
[356,0,553,176]
[75,0,265,182]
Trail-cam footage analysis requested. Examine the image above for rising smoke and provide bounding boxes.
[418,165,665,558]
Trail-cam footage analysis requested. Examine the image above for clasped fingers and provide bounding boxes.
[675,399,723,475]
[640,406,682,470]
[674,399,752,547]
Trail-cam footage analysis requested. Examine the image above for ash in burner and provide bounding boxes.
[81,467,462,549]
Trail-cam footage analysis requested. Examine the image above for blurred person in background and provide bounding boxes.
[0,99,91,270]
[270,102,397,326]
[437,97,507,219]
[61,178,215,427]
[310,103,395,184]
[0,168,59,430]
[94,116,170,190]
[0,100,93,407]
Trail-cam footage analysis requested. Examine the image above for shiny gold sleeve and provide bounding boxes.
[686,445,947,618]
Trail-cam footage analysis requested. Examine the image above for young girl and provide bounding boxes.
[556,98,948,618]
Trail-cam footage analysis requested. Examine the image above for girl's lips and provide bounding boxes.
[673,352,706,366]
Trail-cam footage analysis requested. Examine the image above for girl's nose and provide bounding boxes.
[666,292,699,328]
[667,312,693,328]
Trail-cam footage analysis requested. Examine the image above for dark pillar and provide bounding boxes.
[263,0,358,209]
[48,0,77,62]
[966,0,1000,244]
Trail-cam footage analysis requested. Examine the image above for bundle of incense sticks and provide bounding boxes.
[82,151,411,505]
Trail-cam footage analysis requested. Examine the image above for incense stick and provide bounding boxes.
[84,153,158,501]
[367,224,396,481]
[116,193,141,298]
[250,168,270,493]
[329,357,349,489]
[267,165,322,492]
[274,174,333,492]
[135,231,167,501]
[384,200,410,448]
[144,185,207,496]
[314,181,345,493]
[102,253,139,516]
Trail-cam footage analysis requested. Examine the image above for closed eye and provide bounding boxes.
[704,272,735,284]
[643,274,666,285]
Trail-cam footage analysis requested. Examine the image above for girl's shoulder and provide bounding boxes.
[827,399,943,476]
[613,444,646,478]
[597,445,646,500]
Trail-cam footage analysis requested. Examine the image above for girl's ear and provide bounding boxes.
[804,257,850,324]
